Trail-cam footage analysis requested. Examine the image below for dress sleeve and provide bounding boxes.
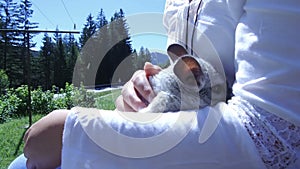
[163,0,185,31]
[163,0,188,49]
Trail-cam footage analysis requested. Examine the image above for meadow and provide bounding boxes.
[0,88,120,168]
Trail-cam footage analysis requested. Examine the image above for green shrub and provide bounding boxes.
[31,87,55,114]
[52,83,75,110]
[14,85,29,116]
[0,82,120,123]
[0,91,21,123]
[0,85,33,122]
[71,83,98,108]
[0,85,55,123]
[0,70,9,95]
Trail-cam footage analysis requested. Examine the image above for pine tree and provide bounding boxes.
[38,33,54,90]
[79,13,97,48]
[74,9,135,88]
[1,0,17,70]
[0,0,22,87]
[0,4,3,69]
[63,33,79,84]
[0,0,19,69]
[95,9,133,86]
[17,0,38,85]
[96,8,108,29]
[133,46,152,70]
[75,14,99,87]
[53,28,67,88]
[95,8,109,71]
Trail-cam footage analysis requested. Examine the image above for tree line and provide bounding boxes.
[0,0,152,91]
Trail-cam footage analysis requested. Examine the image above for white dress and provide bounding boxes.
[61,0,300,168]
[231,0,300,168]
[62,106,266,169]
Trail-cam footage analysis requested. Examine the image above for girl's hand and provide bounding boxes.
[115,62,162,112]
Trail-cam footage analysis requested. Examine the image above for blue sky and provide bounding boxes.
[30,0,168,52]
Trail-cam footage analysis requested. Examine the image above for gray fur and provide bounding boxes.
[139,56,226,113]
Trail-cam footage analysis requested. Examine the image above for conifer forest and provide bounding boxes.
[0,0,154,91]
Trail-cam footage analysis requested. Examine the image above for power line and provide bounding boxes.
[0,29,80,34]
[61,0,76,28]
[31,0,56,27]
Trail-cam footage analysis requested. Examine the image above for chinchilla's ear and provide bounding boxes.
[173,55,204,88]
[167,44,188,61]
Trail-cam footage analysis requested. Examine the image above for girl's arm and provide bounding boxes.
[23,109,69,169]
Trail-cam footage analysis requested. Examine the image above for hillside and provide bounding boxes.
[150,52,170,68]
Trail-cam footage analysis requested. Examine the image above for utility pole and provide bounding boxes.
[26,28,32,126]
[0,28,80,127]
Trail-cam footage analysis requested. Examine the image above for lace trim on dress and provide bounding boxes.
[229,97,300,169]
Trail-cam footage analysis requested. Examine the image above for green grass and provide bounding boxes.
[0,114,43,169]
[0,89,120,169]
[95,89,121,110]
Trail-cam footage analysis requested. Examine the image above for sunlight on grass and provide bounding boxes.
[0,89,120,168]
[0,114,43,169]
[95,89,121,110]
